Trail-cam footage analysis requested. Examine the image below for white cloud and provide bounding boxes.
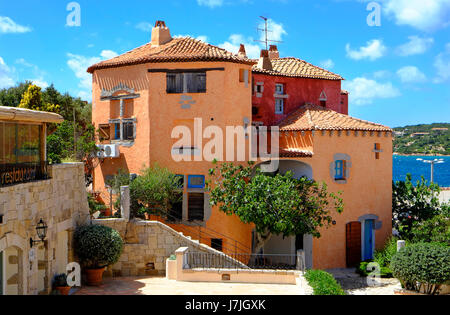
[67,50,118,101]
[30,79,49,89]
[383,0,450,31]
[433,43,450,83]
[261,19,287,43]
[15,58,33,67]
[319,59,335,70]
[136,22,153,32]
[218,19,287,59]
[373,70,392,79]
[396,66,427,83]
[100,50,119,59]
[197,0,224,8]
[0,56,15,88]
[346,39,387,61]
[395,36,434,56]
[219,34,262,59]
[0,16,31,34]
[343,77,401,105]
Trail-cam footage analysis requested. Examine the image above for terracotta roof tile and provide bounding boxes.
[252,58,343,80]
[87,37,254,73]
[278,104,392,132]
[279,148,314,158]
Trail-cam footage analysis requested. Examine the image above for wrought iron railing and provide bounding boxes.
[0,161,50,187]
[184,252,302,271]
[143,208,253,256]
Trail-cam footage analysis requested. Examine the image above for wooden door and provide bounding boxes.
[346,222,362,267]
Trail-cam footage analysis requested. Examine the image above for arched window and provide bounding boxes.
[319,91,327,107]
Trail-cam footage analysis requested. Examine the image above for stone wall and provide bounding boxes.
[0,163,90,295]
[93,218,245,277]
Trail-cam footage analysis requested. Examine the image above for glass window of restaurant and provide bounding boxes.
[0,122,41,164]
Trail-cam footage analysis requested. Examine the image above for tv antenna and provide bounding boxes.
[254,16,283,50]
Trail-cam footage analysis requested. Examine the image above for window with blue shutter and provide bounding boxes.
[114,124,120,140]
[335,160,346,180]
[188,175,205,189]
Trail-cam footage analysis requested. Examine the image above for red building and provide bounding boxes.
[250,46,348,127]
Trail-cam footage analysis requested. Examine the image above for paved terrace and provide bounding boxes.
[73,276,308,295]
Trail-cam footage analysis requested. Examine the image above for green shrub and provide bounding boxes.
[390,243,450,295]
[87,194,107,215]
[374,237,401,269]
[410,215,450,245]
[356,261,393,278]
[305,270,346,295]
[74,225,124,269]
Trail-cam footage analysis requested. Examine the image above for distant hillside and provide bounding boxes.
[393,123,450,155]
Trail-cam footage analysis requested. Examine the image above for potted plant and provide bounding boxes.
[74,224,124,286]
[52,273,71,295]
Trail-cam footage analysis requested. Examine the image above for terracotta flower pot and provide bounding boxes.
[56,286,71,295]
[85,267,106,286]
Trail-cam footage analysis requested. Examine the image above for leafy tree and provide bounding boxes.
[410,214,450,245]
[18,84,60,113]
[0,81,32,107]
[208,162,344,253]
[129,165,183,219]
[393,174,442,239]
[46,120,97,165]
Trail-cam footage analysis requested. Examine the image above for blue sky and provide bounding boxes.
[0,0,449,127]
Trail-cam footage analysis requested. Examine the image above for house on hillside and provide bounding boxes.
[87,21,393,270]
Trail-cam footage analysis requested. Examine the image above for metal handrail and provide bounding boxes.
[185,252,301,271]
[147,209,252,254]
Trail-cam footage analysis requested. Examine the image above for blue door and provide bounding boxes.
[364,220,374,260]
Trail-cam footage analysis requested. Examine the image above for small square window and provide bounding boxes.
[211,239,223,252]
[275,99,284,114]
[275,83,284,95]
[256,85,263,94]
[113,122,135,141]
[188,175,205,189]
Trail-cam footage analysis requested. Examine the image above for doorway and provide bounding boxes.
[346,222,362,267]
[363,220,375,261]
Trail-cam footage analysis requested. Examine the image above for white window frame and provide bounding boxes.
[275,98,284,114]
[275,83,284,95]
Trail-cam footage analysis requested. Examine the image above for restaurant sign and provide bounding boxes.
[0,163,48,187]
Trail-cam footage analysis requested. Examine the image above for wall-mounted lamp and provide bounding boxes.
[30,219,48,248]
[332,221,337,226]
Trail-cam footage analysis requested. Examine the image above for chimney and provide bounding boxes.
[238,44,247,58]
[269,45,279,59]
[151,20,172,46]
[257,50,273,71]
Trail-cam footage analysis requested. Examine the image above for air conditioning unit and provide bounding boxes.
[97,144,120,159]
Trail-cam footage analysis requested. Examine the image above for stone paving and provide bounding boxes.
[73,276,307,295]
[327,268,402,295]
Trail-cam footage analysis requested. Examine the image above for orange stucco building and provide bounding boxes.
[88,21,393,270]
